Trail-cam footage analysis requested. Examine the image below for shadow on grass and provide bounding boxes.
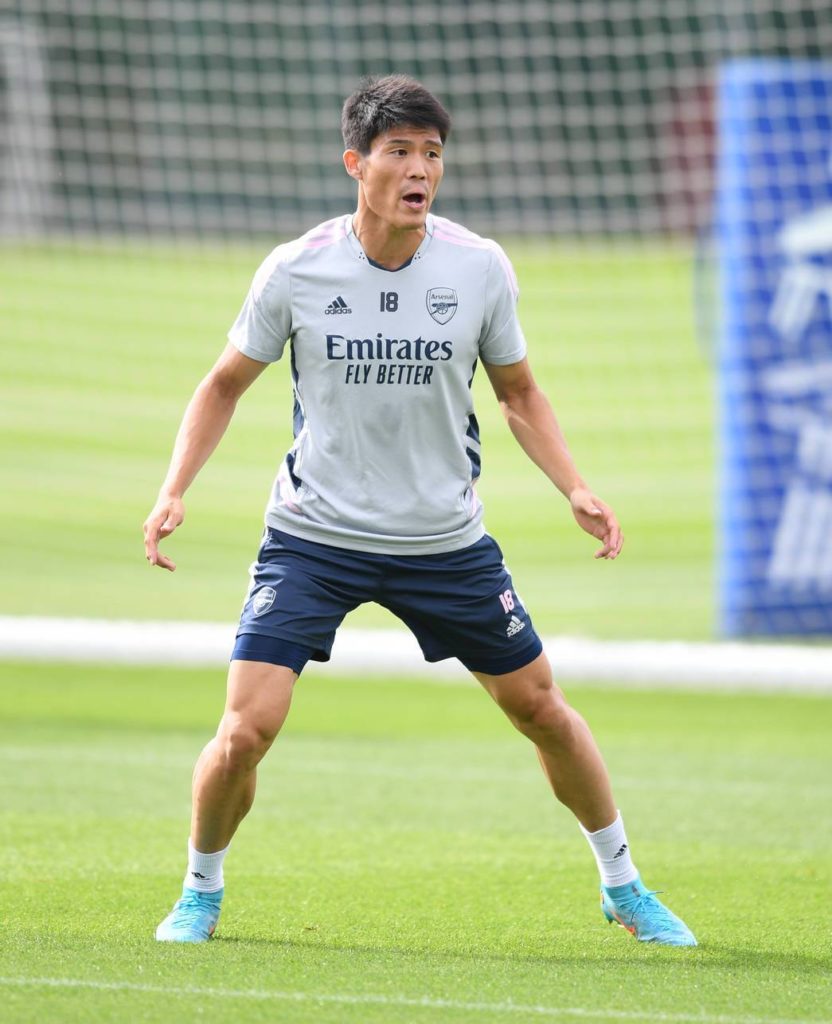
[209,933,830,978]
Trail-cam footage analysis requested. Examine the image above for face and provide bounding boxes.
[344,126,444,231]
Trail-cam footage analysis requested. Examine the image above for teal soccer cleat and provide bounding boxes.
[155,886,223,943]
[601,877,697,946]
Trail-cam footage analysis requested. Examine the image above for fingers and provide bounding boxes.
[573,495,622,561]
[150,551,177,572]
[593,509,623,560]
[143,515,161,564]
[158,515,179,538]
[143,501,183,572]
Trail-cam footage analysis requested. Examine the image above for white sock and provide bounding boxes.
[580,811,639,888]
[184,839,229,893]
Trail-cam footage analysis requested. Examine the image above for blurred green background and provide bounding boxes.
[0,240,712,640]
[9,1,828,645]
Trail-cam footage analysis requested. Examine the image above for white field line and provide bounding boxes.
[1,616,831,693]
[0,976,826,1024]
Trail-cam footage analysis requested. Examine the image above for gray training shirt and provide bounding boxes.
[228,213,527,555]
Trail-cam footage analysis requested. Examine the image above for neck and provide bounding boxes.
[352,205,426,270]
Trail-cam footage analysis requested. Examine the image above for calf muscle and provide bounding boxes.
[474,653,616,832]
[190,660,296,853]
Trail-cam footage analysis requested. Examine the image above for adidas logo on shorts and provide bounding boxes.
[506,614,526,638]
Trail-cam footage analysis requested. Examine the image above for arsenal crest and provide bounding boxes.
[426,287,458,325]
[252,586,277,616]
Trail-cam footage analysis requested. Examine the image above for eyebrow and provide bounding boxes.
[385,138,443,148]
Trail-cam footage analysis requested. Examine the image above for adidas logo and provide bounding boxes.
[190,871,207,879]
[506,614,526,638]
[612,843,628,860]
[325,295,352,314]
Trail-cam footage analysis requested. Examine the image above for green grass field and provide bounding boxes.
[6,239,817,1023]
[1,661,830,1023]
[0,239,713,638]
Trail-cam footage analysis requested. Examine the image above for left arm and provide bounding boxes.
[484,357,623,560]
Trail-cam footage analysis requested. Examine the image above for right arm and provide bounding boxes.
[143,343,269,571]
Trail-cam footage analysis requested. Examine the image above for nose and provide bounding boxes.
[406,155,428,179]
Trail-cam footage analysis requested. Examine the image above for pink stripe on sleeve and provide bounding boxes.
[433,227,519,298]
[302,216,348,250]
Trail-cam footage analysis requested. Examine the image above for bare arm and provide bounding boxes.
[143,344,269,571]
[484,357,623,559]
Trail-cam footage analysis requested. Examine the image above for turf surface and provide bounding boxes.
[0,240,713,639]
[1,660,830,1023]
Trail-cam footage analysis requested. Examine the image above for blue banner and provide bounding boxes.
[718,60,832,634]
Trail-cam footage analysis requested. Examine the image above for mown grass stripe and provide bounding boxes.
[1,743,828,798]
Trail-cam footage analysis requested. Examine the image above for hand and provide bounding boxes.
[569,487,623,560]
[143,494,185,571]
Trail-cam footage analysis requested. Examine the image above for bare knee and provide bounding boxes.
[477,655,581,747]
[215,713,277,774]
[481,658,576,745]
[509,685,575,742]
[210,660,295,776]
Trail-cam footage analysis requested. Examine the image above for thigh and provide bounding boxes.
[381,535,544,675]
[237,528,382,664]
[222,658,297,741]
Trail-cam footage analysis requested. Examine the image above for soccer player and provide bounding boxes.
[144,75,696,947]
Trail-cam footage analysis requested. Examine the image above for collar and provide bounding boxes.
[345,214,434,270]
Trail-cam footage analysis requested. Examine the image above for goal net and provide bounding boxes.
[2,0,828,239]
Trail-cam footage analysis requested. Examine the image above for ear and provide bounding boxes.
[343,149,363,182]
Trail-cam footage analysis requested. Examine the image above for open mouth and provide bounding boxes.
[402,192,427,210]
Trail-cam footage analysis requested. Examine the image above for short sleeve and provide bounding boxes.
[228,247,293,363]
[478,245,527,365]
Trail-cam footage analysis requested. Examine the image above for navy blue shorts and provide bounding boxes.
[232,528,543,677]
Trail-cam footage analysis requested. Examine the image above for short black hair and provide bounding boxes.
[341,74,451,154]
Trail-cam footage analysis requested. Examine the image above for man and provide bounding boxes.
[144,74,696,947]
